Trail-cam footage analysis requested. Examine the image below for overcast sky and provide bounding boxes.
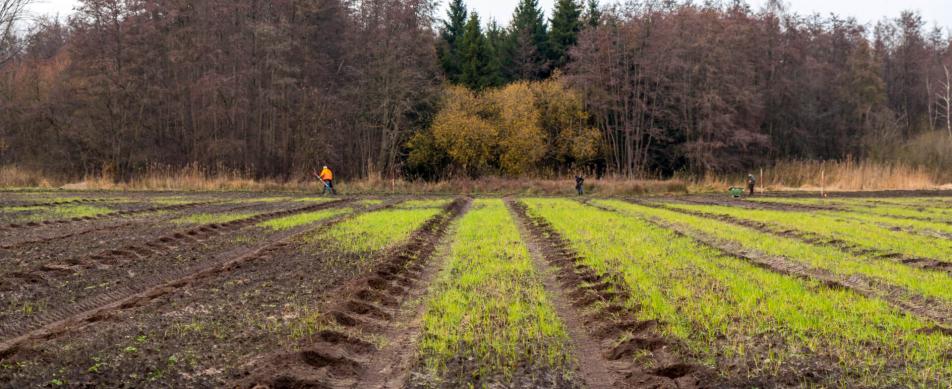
[25,0,952,29]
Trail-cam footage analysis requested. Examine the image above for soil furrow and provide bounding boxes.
[592,202,952,330]
[1,199,222,232]
[509,200,710,389]
[0,200,266,250]
[0,199,352,343]
[236,198,469,389]
[642,200,952,274]
[0,199,364,359]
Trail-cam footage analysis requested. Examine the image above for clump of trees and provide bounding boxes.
[407,78,600,179]
[2,0,952,182]
[1,0,439,180]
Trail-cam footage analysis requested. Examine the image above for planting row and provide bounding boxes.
[523,198,952,387]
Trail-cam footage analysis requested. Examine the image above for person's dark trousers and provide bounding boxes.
[748,184,754,196]
[323,180,336,195]
[577,186,584,196]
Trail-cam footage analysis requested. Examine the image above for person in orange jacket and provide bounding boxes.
[312,165,336,195]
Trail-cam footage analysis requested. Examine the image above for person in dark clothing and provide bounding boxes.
[747,174,756,196]
[575,175,585,196]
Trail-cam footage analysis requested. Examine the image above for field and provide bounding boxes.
[0,190,950,387]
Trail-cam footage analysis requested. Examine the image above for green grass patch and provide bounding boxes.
[419,199,571,383]
[394,199,453,209]
[526,198,952,386]
[171,212,257,225]
[596,199,952,309]
[317,207,442,254]
[257,208,351,231]
[8,204,115,221]
[663,202,952,262]
[290,197,338,204]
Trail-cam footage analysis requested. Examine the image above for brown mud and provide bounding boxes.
[508,200,716,389]
[0,199,409,387]
[235,198,468,389]
[0,199,352,346]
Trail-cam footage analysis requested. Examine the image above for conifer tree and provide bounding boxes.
[509,0,549,80]
[585,0,601,28]
[548,0,582,69]
[460,13,494,90]
[438,0,468,83]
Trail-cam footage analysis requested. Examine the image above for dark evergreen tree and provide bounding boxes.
[484,19,506,87]
[459,12,494,90]
[585,0,601,28]
[548,0,582,69]
[438,0,468,83]
[509,0,549,79]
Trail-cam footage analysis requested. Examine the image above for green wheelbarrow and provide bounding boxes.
[728,187,744,198]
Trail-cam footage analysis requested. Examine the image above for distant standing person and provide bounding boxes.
[747,174,756,196]
[313,165,336,195]
[575,175,585,196]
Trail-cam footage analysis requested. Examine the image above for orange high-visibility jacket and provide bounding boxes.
[320,167,333,181]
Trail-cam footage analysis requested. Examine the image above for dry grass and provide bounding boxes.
[1,160,949,194]
[704,160,948,193]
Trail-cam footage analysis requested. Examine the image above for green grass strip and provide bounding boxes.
[171,212,258,225]
[596,200,952,311]
[7,204,115,221]
[257,208,351,231]
[419,199,571,383]
[394,199,453,209]
[318,207,442,254]
[664,202,952,262]
[751,197,952,222]
[527,198,952,386]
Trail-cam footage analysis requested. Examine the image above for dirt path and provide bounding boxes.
[236,198,469,389]
[0,199,355,355]
[507,200,710,389]
[595,202,952,331]
[506,199,617,388]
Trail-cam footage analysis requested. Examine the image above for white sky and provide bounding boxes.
[25,0,952,29]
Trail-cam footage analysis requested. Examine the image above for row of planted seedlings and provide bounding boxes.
[242,198,466,388]
[655,200,952,267]
[409,199,577,388]
[594,199,952,325]
[523,198,952,387]
[750,196,952,224]
[748,196,952,240]
[1,199,454,387]
[0,198,354,339]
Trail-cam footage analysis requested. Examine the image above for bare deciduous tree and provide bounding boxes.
[0,0,32,65]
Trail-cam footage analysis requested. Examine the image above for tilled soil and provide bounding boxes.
[0,199,351,341]
[0,200,385,387]
[235,198,469,389]
[508,201,713,389]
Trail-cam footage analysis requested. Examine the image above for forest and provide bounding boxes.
[1,0,951,181]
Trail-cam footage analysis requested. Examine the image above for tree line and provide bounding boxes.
[1,0,951,181]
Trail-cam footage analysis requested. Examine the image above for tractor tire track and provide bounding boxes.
[236,198,469,389]
[592,201,952,332]
[0,199,353,347]
[509,200,711,389]
[0,199,364,358]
